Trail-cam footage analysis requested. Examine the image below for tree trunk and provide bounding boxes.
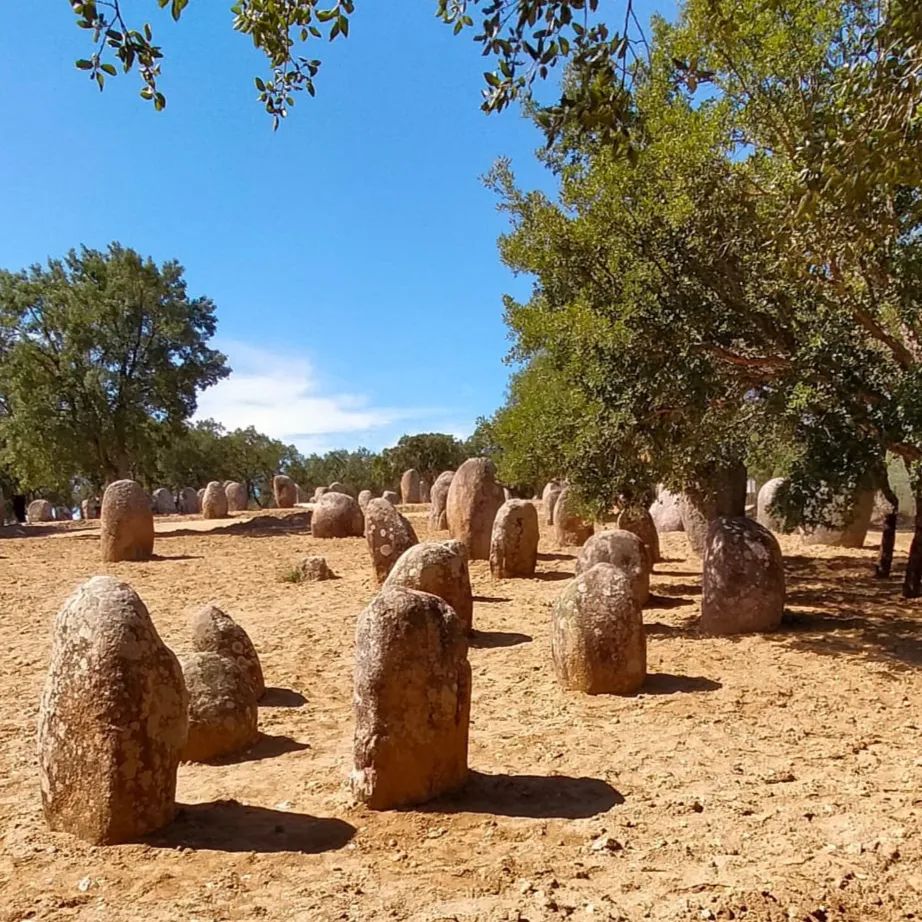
[901,488,922,598]
[875,479,899,578]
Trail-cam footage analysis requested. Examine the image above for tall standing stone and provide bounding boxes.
[225,481,248,512]
[617,505,661,567]
[553,486,594,547]
[273,474,297,509]
[201,481,228,519]
[100,479,155,562]
[542,481,564,526]
[37,576,188,844]
[551,563,646,695]
[446,458,505,560]
[575,529,650,607]
[364,498,419,584]
[178,487,199,515]
[649,488,684,533]
[400,469,422,504]
[428,471,455,530]
[151,488,176,516]
[351,587,471,809]
[490,499,539,579]
[701,517,785,635]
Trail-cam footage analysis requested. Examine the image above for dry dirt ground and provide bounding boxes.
[1,507,921,921]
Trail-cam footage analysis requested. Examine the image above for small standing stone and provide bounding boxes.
[296,555,336,581]
[382,490,400,506]
[225,481,248,512]
[428,471,455,530]
[649,488,684,533]
[151,488,177,516]
[756,478,787,532]
[576,529,650,607]
[273,474,297,509]
[201,481,228,519]
[358,489,373,511]
[542,481,564,526]
[401,469,422,504]
[27,499,54,523]
[364,498,419,584]
[490,500,539,579]
[191,603,265,699]
[100,479,155,562]
[312,491,365,539]
[178,487,199,515]
[617,505,661,567]
[554,486,594,547]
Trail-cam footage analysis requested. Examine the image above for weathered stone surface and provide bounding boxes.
[680,465,748,557]
[37,576,187,844]
[191,603,265,700]
[420,478,431,503]
[201,481,228,519]
[551,563,645,695]
[151,488,176,516]
[490,500,539,579]
[178,652,258,762]
[617,506,661,568]
[273,474,297,509]
[351,587,471,810]
[312,486,328,502]
[385,541,473,632]
[756,478,789,532]
[701,517,785,635]
[428,471,455,530]
[649,488,684,533]
[382,490,400,506]
[364,498,419,584]
[802,490,875,548]
[446,458,505,560]
[296,555,336,581]
[400,469,421,504]
[81,497,101,520]
[358,489,373,511]
[575,529,650,607]
[178,487,199,515]
[542,481,564,525]
[438,510,448,530]
[295,484,305,504]
[312,491,365,539]
[100,480,155,562]
[329,481,353,497]
[553,486,594,547]
[197,487,206,506]
[27,499,54,523]
[225,481,248,512]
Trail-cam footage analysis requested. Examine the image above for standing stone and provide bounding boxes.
[400,469,422,504]
[178,487,199,515]
[81,497,101,520]
[490,500,539,579]
[701,517,785,635]
[802,490,875,548]
[446,458,505,560]
[100,479,155,562]
[201,481,228,519]
[312,492,365,539]
[178,652,259,762]
[382,490,400,506]
[197,487,206,507]
[225,481,248,512]
[358,489,373,511]
[551,563,646,695]
[351,587,471,809]
[553,486,594,547]
[428,471,455,530]
[273,474,297,509]
[151,488,177,516]
[364,498,419,584]
[295,484,305,503]
[542,481,564,526]
[420,478,431,503]
[649,488,684,533]
[329,481,353,497]
[384,541,473,632]
[27,499,54,523]
[295,555,336,581]
[37,576,187,844]
[312,486,328,502]
[575,529,650,607]
[617,506,661,567]
[756,478,789,532]
[680,464,748,557]
[191,603,265,699]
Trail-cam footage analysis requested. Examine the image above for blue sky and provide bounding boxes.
[0,2,669,455]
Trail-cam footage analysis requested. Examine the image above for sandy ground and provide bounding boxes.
[1,507,921,921]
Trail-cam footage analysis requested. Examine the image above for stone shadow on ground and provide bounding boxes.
[473,595,513,604]
[469,630,532,649]
[421,771,623,819]
[206,733,310,765]
[537,551,576,561]
[148,800,355,853]
[640,672,721,695]
[532,570,572,582]
[645,593,693,609]
[260,687,307,707]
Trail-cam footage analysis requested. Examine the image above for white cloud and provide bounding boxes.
[194,340,436,453]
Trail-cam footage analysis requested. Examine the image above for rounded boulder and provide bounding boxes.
[575,529,650,607]
[312,491,365,539]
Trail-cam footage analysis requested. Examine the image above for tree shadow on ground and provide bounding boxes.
[473,595,513,604]
[148,800,355,853]
[645,593,693,610]
[653,582,702,597]
[537,551,576,561]
[421,771,624,819]
[640,672,721,695]
[469,630,532,649]
[766,553,922,670]
[645,616,700,638]
[160,513,312,539]
[205,733,311,765]
[0,523,95,539]
[654,569,701,578]
[532,570,572,582]
[260,687,307,708]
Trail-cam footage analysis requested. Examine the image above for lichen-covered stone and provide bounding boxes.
[575,529,650,607]
[358,489,373,511]
[384,541,473,632]
[151,488,176,516]
[542,481,564,525]
[312,491,365,539]
[553,486,594,547]
[100,479,155,562]
[446,458,505,560]
[273,474,297,509]
[191,603,265,699]
[178,487,199,515]
[490,500,539,579]
[329,481,352,497]
[701,517,785,635]
[382,490,400,506]
[649,488,684,533]
[37,576,187,844]
[296,555,335,581]
[801,490,874,548]
[201,481,228,519]
[178,652,258,762]
[428,471,455,530]
[351,587,471,809]
[617,506,661,568]
[551,563,645,695]
[680,465,748,557]
[400,469,421,504]
[225,481,248,512]
[364,498,419,584]
[27,499,54,523]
